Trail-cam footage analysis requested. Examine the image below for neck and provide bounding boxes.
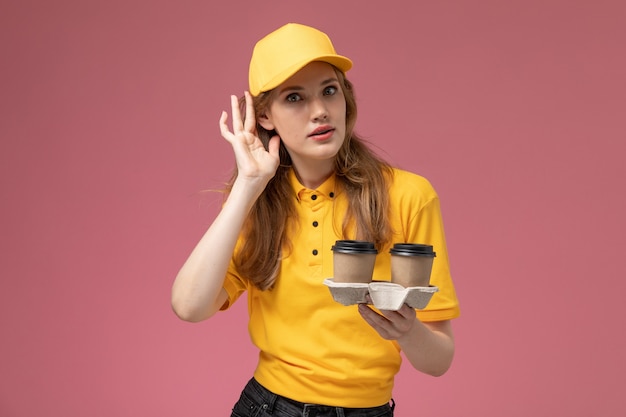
[292,159,334,189]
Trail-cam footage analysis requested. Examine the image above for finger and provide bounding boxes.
[380,304,413,321]
[219,111,233,142]
[267,135,280,158]
[378,309,405,325]
[359,305,396,339]
[230,94,243,132]
[243,91,256,132]
[397,304,417,320]
[385,304,415,320]
[358,304,387,325]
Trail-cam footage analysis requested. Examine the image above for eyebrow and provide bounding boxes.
[277,78,339,95]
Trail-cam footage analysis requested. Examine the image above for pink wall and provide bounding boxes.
[1,0,625,416]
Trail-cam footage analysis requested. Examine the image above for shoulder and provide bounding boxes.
[388,167,439,203]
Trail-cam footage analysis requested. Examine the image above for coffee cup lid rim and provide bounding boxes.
[332,246,378,254]
[389,248,436,257]
[332,240,378,254]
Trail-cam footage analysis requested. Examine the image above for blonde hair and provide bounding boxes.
[228,69,393,290]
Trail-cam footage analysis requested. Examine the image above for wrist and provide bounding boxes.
[222,177,269,218]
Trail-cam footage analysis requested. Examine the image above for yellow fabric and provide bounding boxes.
[222,168,460,407]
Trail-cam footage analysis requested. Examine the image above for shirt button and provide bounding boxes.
[329,192,334,198]
[311,194,317,200]
[312,249,318,256]
[312,221,319,227]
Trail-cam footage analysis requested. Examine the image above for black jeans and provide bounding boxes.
[231,378,395,417]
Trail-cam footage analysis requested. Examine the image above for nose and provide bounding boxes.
[310,97,328,121]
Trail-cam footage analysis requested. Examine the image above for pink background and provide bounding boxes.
[1,0,625,416]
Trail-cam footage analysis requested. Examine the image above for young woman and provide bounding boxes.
[172,23,460,417]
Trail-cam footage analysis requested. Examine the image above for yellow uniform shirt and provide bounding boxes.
[222,168,460,407]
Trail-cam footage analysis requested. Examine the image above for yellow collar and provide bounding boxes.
[288,169,337,201]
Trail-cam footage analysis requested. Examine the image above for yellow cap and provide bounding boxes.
[248,23,353,96]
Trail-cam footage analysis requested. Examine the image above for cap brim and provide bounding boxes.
[252,55,353,96]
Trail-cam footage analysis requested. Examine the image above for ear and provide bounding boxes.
[257,112,275,131]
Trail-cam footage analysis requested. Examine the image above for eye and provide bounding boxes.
[286,93,302,103]
[323,86,338,96]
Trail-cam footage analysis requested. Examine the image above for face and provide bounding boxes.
[258,61,347,170]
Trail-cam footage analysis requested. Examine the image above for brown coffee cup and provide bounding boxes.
[390,243,436,288]
[331,240,378,283]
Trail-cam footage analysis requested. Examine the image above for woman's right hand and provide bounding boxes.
[172,92,280,322]
[219,91,280,187]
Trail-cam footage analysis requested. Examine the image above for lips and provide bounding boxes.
[309,125,334,137]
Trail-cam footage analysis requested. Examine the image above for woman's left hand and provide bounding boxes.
[359,297,456,375]
[358,301,416,341]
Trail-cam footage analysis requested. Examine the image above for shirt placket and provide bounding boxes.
[300,190,325,277]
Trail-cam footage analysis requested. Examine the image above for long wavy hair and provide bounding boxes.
[228,67,393,290]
